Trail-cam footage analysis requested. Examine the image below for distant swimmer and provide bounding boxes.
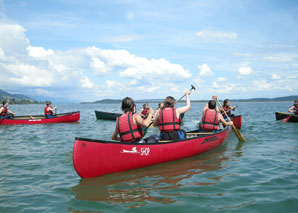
[44,101,57,118]
[0,101,15,119]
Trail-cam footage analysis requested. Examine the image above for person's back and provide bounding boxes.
[200,96,233,132]
[201,100,219,131]
[154,90,191,140]
[112,97,153,143]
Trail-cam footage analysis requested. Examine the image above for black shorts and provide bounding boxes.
[160,130,186,140]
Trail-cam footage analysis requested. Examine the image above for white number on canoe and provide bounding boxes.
[121,147,150,156]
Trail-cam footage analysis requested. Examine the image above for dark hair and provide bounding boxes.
[208,100,216,109]
[46,101,52,106]
[223,99,230,107]
[163,96,175,108]
[143,103,148,108]
[2,100,8,105]
[121,97,135,113]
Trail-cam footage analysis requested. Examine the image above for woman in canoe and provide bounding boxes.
[44,101,57,118]
[153,90,191,140]
[200,96,233,132]
[288,99,298,115]
[220,99,237,118]
[112,97,154,143]
[0,101,15,119]
[153,102,164,119]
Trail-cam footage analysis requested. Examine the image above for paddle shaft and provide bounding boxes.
[175,85,196,104]
[216,98,245,142]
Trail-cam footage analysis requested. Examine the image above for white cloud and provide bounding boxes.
[218,77,227,82]
[80,76,97,89]
[198,64,213,77]
[252,80,271,91]
[27,45,54,58]
[89,57,109,74]
[272,74,281,80]
[195,29,238,40]
[238,67,252,75]
[264,53,298,63]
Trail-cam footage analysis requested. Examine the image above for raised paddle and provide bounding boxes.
[175,85,196,103]
[216,98,245,142]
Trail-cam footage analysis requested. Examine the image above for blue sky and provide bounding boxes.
[0,0,297,101]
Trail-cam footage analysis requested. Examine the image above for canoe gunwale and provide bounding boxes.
[75,127,229,145]
[7,111,80,120]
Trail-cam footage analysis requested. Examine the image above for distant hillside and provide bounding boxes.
[0,89,44,104]
[82,95,298,104]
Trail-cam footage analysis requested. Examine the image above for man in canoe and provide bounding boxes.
[288,99,298,115]
[44,101,57,118]
[0,101,15,119]
[153,90,191,140]
[200,96,233,132]
[220,99,237,118]
[112,97,154,143]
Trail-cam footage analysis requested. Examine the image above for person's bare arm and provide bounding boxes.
[288,106,294,113]
[153,110,160,127]
[111,126,120,141]
[218,114,233,126]
[135,108,154,127]
[7,109,14,115]
[176,90,191,115]
[0,107,3,114]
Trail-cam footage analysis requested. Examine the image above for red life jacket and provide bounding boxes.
[141,108,149,116]
[117,112,144,143]
[159,107,181,132]
[294,104,298,114]
[200,109,219,131]
[223,106,231,116]
[44,106,53,115]
[1,106,8,116]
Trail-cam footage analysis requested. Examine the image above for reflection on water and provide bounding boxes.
[72,144,230,208]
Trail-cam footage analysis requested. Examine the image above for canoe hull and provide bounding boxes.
[73,127,232,178]
[275,112,298,122]
[0,111,80,125]
[231,115,242,129]
[95,110,121,120]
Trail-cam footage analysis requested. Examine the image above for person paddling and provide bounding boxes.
[220,99,237,118]
[44,101,57,118]
[200,96,233,132]
[153,90,191,140]
[288,99,298,115]
[112,97,154,143]
[140,103,150,118]
[0,101,15,119]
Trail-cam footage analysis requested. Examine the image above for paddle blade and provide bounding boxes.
[232,125,245,142]
[282,116,291,123]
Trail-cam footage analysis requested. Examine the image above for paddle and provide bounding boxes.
[216,98,245,142]
[282,114,292,122]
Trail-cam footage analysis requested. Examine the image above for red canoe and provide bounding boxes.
[73,126,233,178]
[0,111,80,125]
[231,115,242,129]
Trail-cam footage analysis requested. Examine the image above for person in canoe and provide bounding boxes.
[288,99,298,115]
[112,97,154,143]
[220,99,237,118]
[44,101,57,118]
[0,101,15,119]
[153,90,191,140]
[200,95,233,132]
[140,103,150,118]
[153,102,164,119]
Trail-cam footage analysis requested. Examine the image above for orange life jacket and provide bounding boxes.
[44,106,53,115]
[0,106,8,116]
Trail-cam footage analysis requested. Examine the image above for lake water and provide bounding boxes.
[0,102,297,212]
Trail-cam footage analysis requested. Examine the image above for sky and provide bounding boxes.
[0,0,297,102]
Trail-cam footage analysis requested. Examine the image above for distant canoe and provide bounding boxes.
[95,110,121,120]
[275,112,298,122]
[0,111,80,125]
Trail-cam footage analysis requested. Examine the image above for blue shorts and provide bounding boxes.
[45,114,54,119]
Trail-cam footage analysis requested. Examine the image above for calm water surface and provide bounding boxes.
[0,102,297,212]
